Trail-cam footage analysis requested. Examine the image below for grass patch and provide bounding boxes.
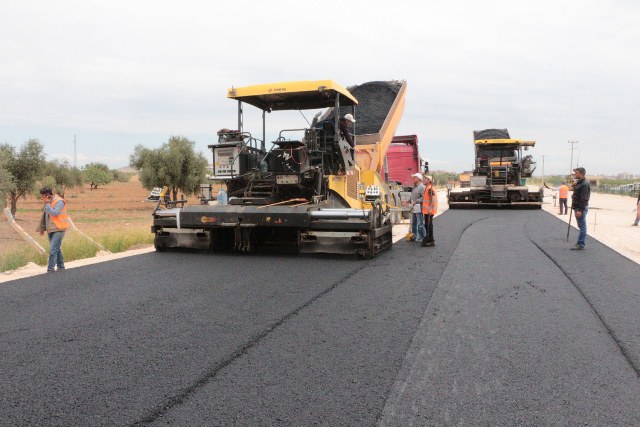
[98,229,154,253]
[0,230,154,273]
[61,234,100,260]
[0,247,46,272]
[73,217,150,224]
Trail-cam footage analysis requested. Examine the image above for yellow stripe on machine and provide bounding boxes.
[475,138,536,146]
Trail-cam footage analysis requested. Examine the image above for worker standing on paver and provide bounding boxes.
[558,181,569,215]
[339,114,356,148]
[36,187,70,272]
[409,173,425,242]
[633,191,640,226]
[570,167,590,250]
[421,175,438,247]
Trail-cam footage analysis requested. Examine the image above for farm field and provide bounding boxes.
[0,178,199,272]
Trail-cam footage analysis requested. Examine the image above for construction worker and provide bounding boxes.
[339,113,356,148]
[36,187,70,272]
[558,181,569,215]
[421,175,438,247]
[409,173,426,242]
[570,167,590,250]
[633,190,640,226]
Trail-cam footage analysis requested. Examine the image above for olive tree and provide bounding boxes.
[83,162,113,190]
[0,139,46,217]
[0,149,15,210]
[43,159,83,197]
[130,136,208,201]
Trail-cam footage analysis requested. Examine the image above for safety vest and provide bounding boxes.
[559,185,569,199]
[48,195,70,230]
[422,185,438,215]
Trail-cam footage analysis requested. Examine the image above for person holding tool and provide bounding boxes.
[570,167,590,250]
[421,175,438,247]
[409,173,425,242]
[36,187,70,272]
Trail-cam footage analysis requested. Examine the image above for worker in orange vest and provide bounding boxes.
[558,181,569,215]
[36,187,71,272]
[421,175,438,247]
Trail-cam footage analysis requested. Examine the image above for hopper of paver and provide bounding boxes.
[323,80,407,174]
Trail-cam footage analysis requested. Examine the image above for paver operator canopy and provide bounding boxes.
[227,80,358,110]
[223,79,359,173]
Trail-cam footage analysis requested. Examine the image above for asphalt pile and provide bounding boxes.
[473,128,510,140]
[328,81,402,136]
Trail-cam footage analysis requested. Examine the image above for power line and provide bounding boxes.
[568,140,578,175]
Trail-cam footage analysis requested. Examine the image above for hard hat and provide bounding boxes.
[411,173,423,180]
[424,175,433,181]
[344,113,356,123]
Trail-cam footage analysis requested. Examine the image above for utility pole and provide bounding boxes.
[74,134,77,169]
[568,140,578,175]
[541,154,546,185]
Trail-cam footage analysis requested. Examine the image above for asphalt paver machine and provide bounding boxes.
[448,129,543,208]
[152,79,407,258]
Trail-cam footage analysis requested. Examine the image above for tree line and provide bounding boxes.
[0,139,130,217]
[0,136,209,218]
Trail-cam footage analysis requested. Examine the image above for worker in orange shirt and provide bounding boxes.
[421,175,438,247]
[558,181,569,215]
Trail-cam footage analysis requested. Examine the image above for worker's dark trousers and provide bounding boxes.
[559,198,568,214]
[423,214,434,243]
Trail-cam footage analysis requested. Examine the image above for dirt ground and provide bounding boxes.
[542,189,640,264]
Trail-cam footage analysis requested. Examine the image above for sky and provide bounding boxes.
[1,0,638,176]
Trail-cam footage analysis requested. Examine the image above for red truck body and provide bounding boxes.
[386,135,421,191]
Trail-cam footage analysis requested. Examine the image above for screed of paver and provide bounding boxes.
[380,213,640,426]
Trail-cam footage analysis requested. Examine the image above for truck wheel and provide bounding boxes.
[210,229,233,252]
[154,234,167,252]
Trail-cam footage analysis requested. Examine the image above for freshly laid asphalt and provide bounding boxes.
[1,209,639,426]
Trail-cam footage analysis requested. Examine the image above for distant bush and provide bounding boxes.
[112,170,133,183]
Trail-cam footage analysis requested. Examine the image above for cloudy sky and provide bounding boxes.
[1,0,638,175]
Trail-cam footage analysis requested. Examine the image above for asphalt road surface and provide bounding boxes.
[1,210,639,426]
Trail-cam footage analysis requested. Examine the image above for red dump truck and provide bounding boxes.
[385,135,424,219]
